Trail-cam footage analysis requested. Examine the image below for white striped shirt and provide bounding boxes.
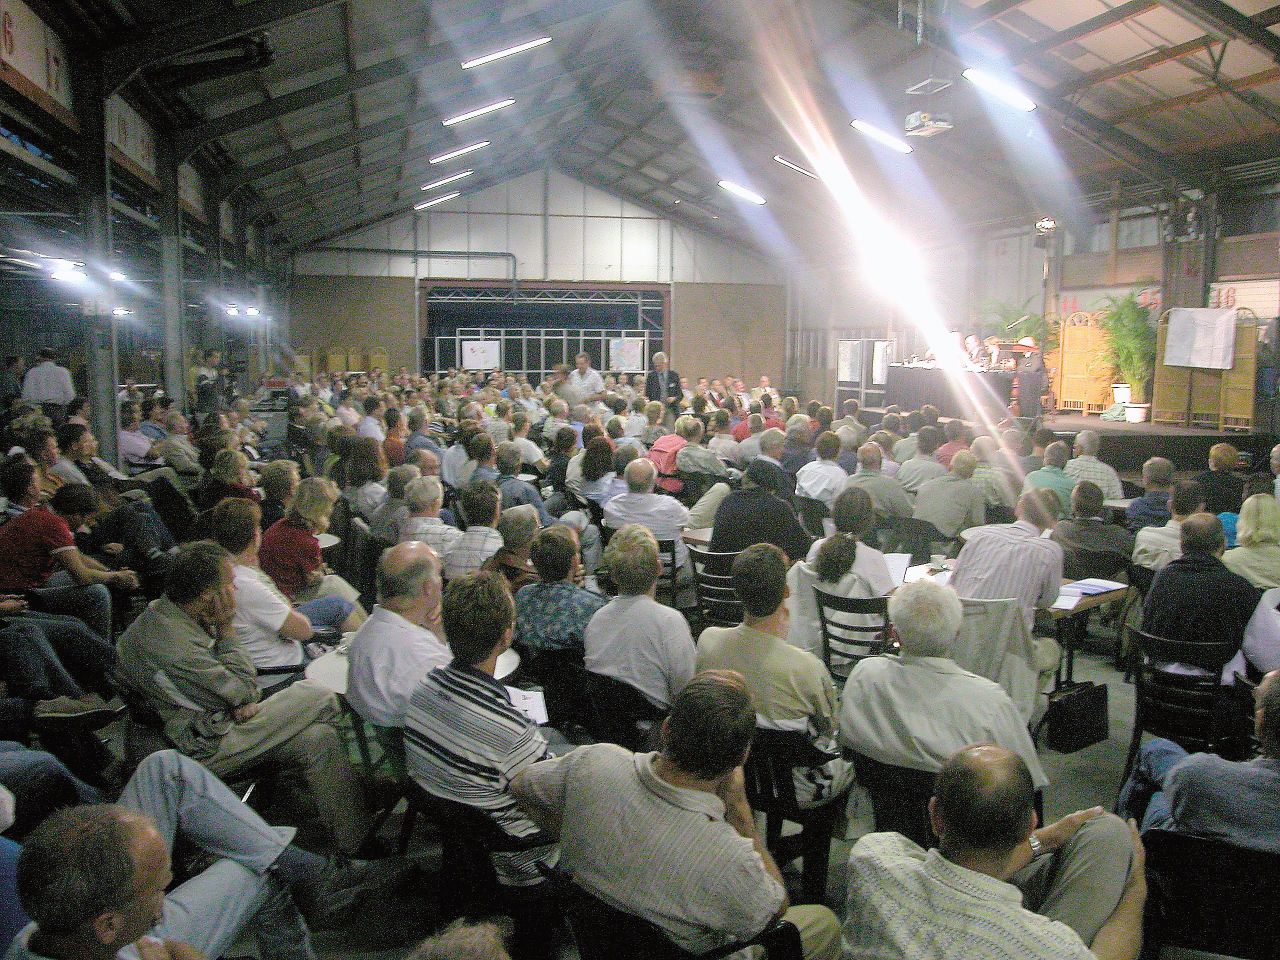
[404,663,555,885]
[1064,455,1124,501]
[951,521,1063,631]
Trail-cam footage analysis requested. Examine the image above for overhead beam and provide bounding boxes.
[1156,0,1280,66]
[102,0,342,95]
[173,0,630,159]
[1009,1,1157,63]
[1108,65,1280,122]
[959,0,1032,31]
[884,5,1192,184]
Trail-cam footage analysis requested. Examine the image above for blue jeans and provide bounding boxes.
[28,572,112,644]
[15,611,116,696]
[0,741,98,839]
[1116,737,1187,832]
[0,836,28,955]
[296,596,353,631]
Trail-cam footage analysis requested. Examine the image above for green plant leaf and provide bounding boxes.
[1098,291,1157,403]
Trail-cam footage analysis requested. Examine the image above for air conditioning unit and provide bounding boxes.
[904,111,953,137]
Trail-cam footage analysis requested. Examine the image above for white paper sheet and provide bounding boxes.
[505,687,549,725]
[1052,593,1082,612]
[885,553,912,588]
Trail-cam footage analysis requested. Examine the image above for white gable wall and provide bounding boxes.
[291,169,781,285]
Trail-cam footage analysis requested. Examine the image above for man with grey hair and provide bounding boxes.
[540,399,571,444]
[401,476,463,558]
[346,541,450,729]
[603,458,691,569]
[496,441,600,568]
[838,579,1047,788]
[842,442,912,520]
[1065,429,1123,501]
[912,450,986,539]
[736,413,767,464]
[1125,456,1176,532]
[752,427,795,500]
[1022,440,1075,519]
[644,351,682,422]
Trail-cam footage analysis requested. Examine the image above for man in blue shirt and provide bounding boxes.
[1125,456,1174,532]
[1118,668,1280,852]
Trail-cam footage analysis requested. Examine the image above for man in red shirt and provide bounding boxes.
[0,484,138,641]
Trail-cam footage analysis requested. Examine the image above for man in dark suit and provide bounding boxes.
[709,458,812,562]
[644,351,683,421]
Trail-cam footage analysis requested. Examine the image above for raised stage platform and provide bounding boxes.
[1045,414,1276,475]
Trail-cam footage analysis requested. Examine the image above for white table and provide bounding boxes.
[317,533,341,550]
[304,647,521,696]
[1103,498,1134,510]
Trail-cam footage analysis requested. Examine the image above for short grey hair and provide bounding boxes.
[1270,442,1280,469]
[497,504,540,552]
[1143,456,1174,488]
[495,441,523,476]
[1074,429,1100,456]
[888,579,963,657]
[409,920,510,960]
[759,427,785,456]
[386,464,421,500]
[376,547,440,603]
[652,351,667,364]
[625,457,657,493]
[406,475,444,512]
[950,450,977,479]
[970,435,998,463]
[1044,441,1070,469]
[603,523,660,594]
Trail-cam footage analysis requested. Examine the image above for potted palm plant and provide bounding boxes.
[1099,291,1157,422]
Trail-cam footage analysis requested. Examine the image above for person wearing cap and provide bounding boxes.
[709,458,812,562]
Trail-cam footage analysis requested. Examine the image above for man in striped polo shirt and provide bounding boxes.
[404,571,557,891]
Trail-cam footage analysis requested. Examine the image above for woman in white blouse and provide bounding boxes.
[787,487,894,658]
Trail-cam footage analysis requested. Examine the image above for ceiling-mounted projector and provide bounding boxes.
[904,111,953,137]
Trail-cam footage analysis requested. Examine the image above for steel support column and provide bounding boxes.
[157,137,186,405]
[72,64,118,464]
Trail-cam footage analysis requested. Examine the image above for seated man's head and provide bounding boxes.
[441,571,514,667]
[406,476,445,518]
[17,802,171,953]
[915,426,942,457]
[660,669,756,784]
[165,541,235,618]
[210,496,262,557]
[495,442,523,478]
[624,457,658,494]
[1016,488,1059,531]
[949,450,977,480]
[1070,480,1105,520]
[930,744,1037,867]
[1180,512,1226,557]
[856,442,882,473]
[496,505,540,557]
[377,540,442,620]
[602,524,660,596]
[888,579,962,658]
[386,464,422,503]
[1209,442,1239,474]
[1032,428,1056,453]
[1073,429,1100,458]
[970,434,998,464]
[49,483,100,527]
[758,428,785,460]
[529,525,580,585]
[732,544,788,621]
[1043,441,1070,470]
[466,432,495,466]
[814,431,840,463]
[410,920,511,960]
[1169,479,1205,521]
[1142,456,1174,492]
[1255,669,1280,759]
[460,480,501,529]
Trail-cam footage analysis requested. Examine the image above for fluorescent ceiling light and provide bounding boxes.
[245,306,261,316]
[111,307,132,316]
[443,99,515,127]
[108,270,127,282]
[429,141,490,164]
[421,170,474,191]
[50,267,86,283]
[851,119,913,154]
[414,191,462,210]
[773,155,819,179]
[717,180,766,205]
[460,37,552,70]
[962,67,1037,112]
[226,306,240,316]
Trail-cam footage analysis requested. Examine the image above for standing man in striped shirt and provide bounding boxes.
[404,571,557,892]
[951,489,1064,633]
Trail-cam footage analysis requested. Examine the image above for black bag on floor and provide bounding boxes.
[1043,681,1109,753]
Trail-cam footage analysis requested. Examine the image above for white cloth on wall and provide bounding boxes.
[1165,307,1237,369]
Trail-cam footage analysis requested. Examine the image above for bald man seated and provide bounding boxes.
[1118,668,1280,853]
[844,744,1145,960]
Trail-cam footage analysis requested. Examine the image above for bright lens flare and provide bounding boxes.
[962,68,1037,112]
[851,119,913,154]
[717,180,767,205]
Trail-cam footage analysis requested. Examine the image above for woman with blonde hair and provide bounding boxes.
[1223,492,1280,588]
[197,448,258,510]
[640,400,670,446]
[260,475,367,622]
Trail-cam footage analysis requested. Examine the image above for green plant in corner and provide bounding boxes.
[975,297,1059,354]
[1099,291,1157,403]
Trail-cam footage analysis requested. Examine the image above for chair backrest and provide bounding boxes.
[1129,626,1247,754]
[812,588,890,683]
[890,516,953,564]
[655,538,680,606]
[328,493,352,543]
[743,728,833,817]
[850,752,936,850]
[527,648,591,729]
[344,517,376,600]
[675,471,714,506]
[1063,547,1127,582]
[688,545,744,628]
[1126,562,1155,597]
[1143,829,1280,960]
[584,671,665,751]
[792,496,829,538]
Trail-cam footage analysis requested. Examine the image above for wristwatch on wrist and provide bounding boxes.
[1028,833,1046,859]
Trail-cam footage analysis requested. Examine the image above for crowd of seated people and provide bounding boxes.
[3,351,1280,960]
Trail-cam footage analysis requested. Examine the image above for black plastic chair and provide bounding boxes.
[1062,547,1128,583]
[548,867,803,960]
[1142,829,1280,960]
[342,517,381,605]
[812,589,891,684]
[525,647,592,730]
[744,729,846,904]
[655,538,681,608]
[687,545,743,628]
[584,672,665,751]
[793,496,829,539]
[1121,626,1252,791]
[886,516,956,564]
[850,752,938,850]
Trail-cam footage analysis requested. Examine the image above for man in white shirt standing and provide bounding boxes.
[584,524,695,710]
[347,541,451,729]
[1065,429,1124,502]
[603,459,690,569]
[795,431,847,510]
[1132,479,1204,572]
[21,348,75,422]
[566,352,606,410]
[839,578,1047,787]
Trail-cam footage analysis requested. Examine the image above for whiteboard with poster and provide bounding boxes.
[461,340,501,371]
[609,338,645,373]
